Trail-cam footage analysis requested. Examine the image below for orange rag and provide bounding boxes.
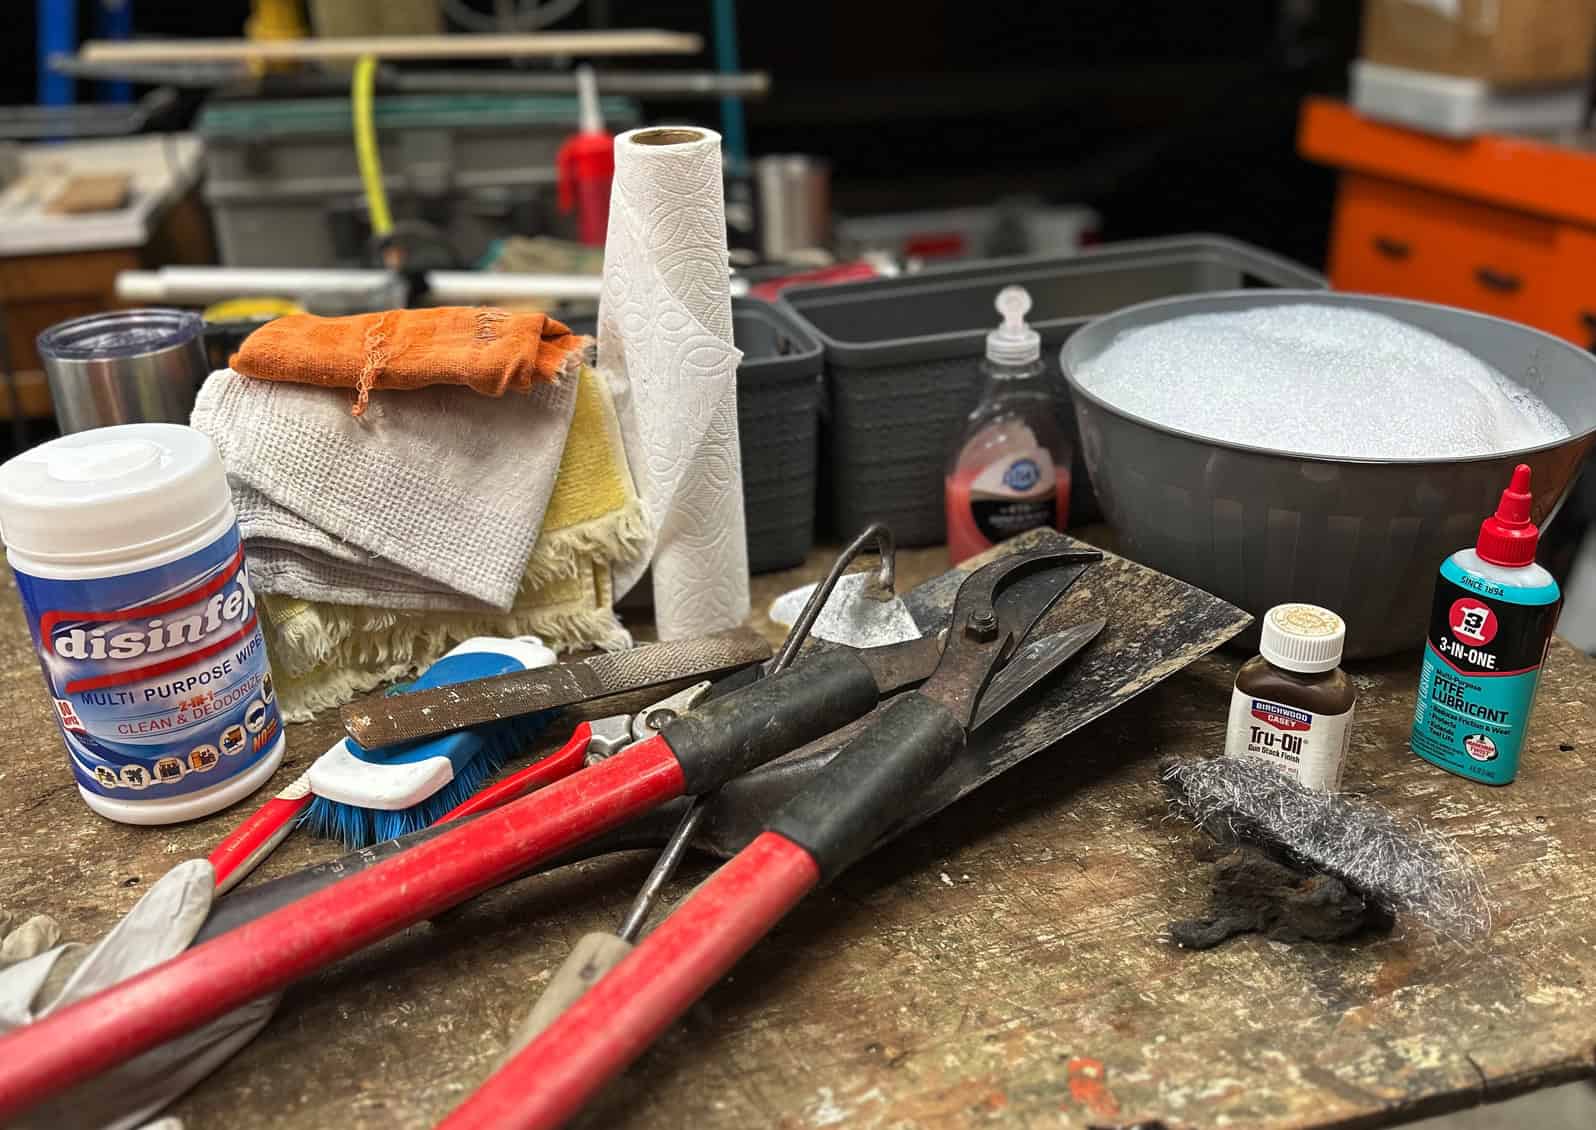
[230,306,589,416]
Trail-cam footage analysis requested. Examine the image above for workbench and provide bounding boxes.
[1,544,1594,1128]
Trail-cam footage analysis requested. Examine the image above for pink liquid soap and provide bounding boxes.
[946,463,1070,565]
[943,285,1073,565]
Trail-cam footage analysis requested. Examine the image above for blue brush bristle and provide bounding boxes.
[300,709,556,849]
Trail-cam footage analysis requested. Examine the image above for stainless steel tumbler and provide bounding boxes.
[37,308,208,434]
[754,155,831,263]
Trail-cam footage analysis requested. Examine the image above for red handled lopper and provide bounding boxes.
[439,553,1107,1129]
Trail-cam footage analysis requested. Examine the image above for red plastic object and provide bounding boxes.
[0,734,688,1124]
[556,132,614,247]
[1477,464,1541,567]
[903,231,967,260]
[438,831,820,1130]
[747,261,880,302]
[207,788,312,892]
[435,721,593,824]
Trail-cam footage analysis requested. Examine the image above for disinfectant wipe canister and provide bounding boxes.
[0,423,285,824]
[1411,464,1560,786]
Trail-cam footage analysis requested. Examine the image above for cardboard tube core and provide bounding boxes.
[633,128,705,146]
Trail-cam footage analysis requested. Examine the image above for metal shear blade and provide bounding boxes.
[921,547,1101,728]
[972,618,1107,730]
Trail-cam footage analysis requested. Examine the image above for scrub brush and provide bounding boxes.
[301,637,559,846]
[208,637,558,892]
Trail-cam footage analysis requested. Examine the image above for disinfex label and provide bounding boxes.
[1411,558,1559,785]
[15,528,282,802]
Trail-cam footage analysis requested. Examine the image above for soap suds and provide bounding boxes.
[1075,304,1569,458]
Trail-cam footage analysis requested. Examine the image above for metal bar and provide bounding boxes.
[615,798,708,943]
[50,56,251,88]
[78,31,703,64]
[94,0,134,104]
[37,0,77,108]
[116,267,397,305]
[427,271,605,303]
[48,58,771,99]
[712,0,748,172]
[392,68,770,98]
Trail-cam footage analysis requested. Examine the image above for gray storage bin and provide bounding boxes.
[197,94,640,267]
[731,300,824,572]
[781,235,1325,546]
[568,298,822,574]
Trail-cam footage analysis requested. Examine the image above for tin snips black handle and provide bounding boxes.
[768,545,1103,880]
[768,692,965,880]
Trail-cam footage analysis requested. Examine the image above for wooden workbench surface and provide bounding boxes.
[2,545,1594,1129]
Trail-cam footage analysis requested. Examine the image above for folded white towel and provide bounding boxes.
[191,368,577,611]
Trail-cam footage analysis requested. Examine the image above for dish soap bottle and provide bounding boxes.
[1411,464,1561,785]
[944,286,1070,564]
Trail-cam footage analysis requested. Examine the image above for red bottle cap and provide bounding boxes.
[1476,463,1540,567]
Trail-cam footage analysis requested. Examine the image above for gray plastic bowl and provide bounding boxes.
[1060,291,1596,658]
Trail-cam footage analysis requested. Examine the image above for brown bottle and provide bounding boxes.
[1225,604,1357,791]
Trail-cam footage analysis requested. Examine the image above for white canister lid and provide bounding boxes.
[1260,603,1346,674]
[0,423,231,566]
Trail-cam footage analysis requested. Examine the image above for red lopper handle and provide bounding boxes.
[0,733,688,1124]
[434,721,593,825]
[207,781,313,894]
[438,831,821,1130]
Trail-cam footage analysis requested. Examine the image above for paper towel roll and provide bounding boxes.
[600,126,750,639]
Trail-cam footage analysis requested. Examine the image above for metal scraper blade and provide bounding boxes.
[616,530,1252,860]
[341,627,773,748]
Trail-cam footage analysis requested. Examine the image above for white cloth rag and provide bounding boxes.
[0,860,276,1130]
[191,368,577,612]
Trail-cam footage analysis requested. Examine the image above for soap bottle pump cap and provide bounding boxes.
[986,285,1041,365]
[1476,463,1540,567]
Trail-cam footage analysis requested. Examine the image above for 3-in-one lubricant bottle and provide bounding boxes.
[1411,464,1560,785]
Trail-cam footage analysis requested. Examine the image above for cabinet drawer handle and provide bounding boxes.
[1475,267,1522,294]
[1373,236,1411,260]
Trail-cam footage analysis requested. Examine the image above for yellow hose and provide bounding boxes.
[352,54,392,237]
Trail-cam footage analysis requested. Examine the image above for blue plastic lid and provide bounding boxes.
[37,308,203,362]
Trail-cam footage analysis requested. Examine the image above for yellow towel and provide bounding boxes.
[263,365,648,721]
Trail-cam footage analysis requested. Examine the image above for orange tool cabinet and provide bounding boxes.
[1298,97,1596,349]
